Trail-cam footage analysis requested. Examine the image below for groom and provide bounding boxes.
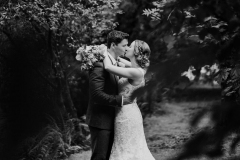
[86,30,131,160]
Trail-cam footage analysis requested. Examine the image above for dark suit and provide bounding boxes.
[86,60,122,160]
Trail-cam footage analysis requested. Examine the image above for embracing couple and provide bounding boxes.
[86,30,155,160]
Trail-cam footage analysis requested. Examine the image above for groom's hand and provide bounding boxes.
[117,62,125,68]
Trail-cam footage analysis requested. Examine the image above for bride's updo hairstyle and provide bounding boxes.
[134,40,151,68]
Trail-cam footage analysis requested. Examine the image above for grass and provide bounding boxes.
[145,101,214,160]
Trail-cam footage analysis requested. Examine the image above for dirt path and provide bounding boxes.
[144,101,210,160]
[68,101,216,160]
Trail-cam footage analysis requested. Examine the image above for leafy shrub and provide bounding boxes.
[19,117,90,160]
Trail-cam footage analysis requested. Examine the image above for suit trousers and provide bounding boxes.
[89,126,114,160]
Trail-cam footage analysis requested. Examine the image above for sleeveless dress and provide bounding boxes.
[109,68,155,160]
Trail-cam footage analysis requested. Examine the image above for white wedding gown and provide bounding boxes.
[109,68,155,160]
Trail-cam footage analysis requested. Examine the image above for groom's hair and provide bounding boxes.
[107,30,129,48]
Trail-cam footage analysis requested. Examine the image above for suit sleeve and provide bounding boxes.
[89,62,122,107]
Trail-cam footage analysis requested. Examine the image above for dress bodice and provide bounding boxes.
[118,68,145,102]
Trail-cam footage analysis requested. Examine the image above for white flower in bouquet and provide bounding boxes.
[91,58,98,64]
[88,54,94,59]
[76,46,85,61]
[76,44,106,71]
[86,46,92,52]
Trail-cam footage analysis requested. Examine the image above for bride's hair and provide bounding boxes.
[134,40,151,68]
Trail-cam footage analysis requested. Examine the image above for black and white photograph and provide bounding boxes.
[0,0,240,160]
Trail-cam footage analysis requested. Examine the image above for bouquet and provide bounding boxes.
[76,44,107,71]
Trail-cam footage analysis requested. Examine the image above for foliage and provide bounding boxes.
[116,0,168,60]
[0,0,121,46]
[0,0,122,159]
[0,0,122,116]
[19,117,90,160]
[143,0,240,159]
[176,100,240,160]
[143,0,240,100]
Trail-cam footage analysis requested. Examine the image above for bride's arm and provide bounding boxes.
[117,57,132,67]
[103,52,142,80]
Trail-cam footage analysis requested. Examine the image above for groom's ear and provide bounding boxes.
[111,42,116,49]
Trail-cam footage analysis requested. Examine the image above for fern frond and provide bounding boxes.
[20,116,90,160]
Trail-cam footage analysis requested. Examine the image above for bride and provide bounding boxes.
[102,40,155,160]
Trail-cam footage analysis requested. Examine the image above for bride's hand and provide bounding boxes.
[103,49,108,58]
[99,44,108,57]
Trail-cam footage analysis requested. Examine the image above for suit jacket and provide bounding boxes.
[86,60,122,130]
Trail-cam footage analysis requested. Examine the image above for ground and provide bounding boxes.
[144,101,214,160]
[68,99,240,160]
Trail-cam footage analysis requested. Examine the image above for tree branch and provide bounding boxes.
[30,20,47,42]
[20,6,49,39]
[167,7,176,22]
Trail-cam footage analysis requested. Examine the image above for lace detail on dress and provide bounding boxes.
[109,68,155,160]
